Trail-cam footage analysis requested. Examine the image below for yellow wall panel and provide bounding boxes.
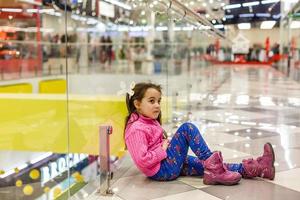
[39,79,66,94]
[0,94,171,156]
[0,83,32,93]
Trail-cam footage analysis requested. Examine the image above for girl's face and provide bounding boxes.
[134,88,161,120]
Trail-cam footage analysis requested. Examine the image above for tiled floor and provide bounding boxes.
[87,65,300,200]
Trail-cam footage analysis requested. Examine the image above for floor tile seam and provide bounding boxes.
[221,123,284,130]
[202,109,287,116]
[264,180,300,194]
[114,193,126,200]
[275,167,300,173]
[110,163,142,183]
[88,192,126,200]
[149,187,197,200]
[177,178,205,190]
[221,134,281,144]
[276,166,300,172]
[112,173,143,182]
[204,122,268,130]
[222,132,280,138]
[239,177,300,194]
[89,191,126,200]
[198,118,271,124]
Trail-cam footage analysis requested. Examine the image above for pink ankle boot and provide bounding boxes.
[242,143,275,180]
[203,151,242,185]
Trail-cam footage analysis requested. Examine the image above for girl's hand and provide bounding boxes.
[162,139,170,150]
[162,130,168,139]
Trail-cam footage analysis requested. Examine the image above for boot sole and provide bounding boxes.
[265,142,275,180]
[203,178,241,186]
[203,174,241,186]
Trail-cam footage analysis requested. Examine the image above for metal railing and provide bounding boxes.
[98,125,114,196]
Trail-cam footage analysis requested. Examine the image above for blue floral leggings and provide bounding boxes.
[151,122,243,181]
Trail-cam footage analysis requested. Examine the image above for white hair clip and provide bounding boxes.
[117,81,136,97]
[128,81,135,97]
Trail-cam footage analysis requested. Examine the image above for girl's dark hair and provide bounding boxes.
[124,82,162,144]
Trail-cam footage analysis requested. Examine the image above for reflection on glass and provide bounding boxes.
[259,96,276,106]
[236,94,249,105]
[0,0,230,199]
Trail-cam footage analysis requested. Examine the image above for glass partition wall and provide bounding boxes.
[0,1,228,199]
[0,2,70,200]
[279,1,300,82]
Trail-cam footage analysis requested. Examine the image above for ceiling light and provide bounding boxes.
[290,21,300,29]
[242,1,260,7]
[256,13,271,17]
[130,26,143,32]
[261,0,280,4]
[1,8,23,13]
[19,0,42,5]
[224,4,241,10]
[118,26,129,32]
[26,9,38,13]
[239,13,254,18]
[214,24,224,29]
[259,96,275,106]
[54,12,62,17]
[182,26,194,31]
[260,21,276,29]
[104,0,132,10]
[199,25,211,30]
[238,23,251,29]
[39,9,55,13]
[156,26,168,31]
[225,14,234,19]
[236,95,249,105]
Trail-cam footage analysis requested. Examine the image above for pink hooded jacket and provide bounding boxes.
[125,113,167,177]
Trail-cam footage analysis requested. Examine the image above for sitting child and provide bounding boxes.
[124,82,275,185]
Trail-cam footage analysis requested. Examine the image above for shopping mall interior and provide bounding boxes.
[0,0,300,199]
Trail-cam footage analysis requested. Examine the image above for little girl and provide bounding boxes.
[124,82,275,185]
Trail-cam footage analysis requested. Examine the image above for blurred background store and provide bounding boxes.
[1,0,300,200]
